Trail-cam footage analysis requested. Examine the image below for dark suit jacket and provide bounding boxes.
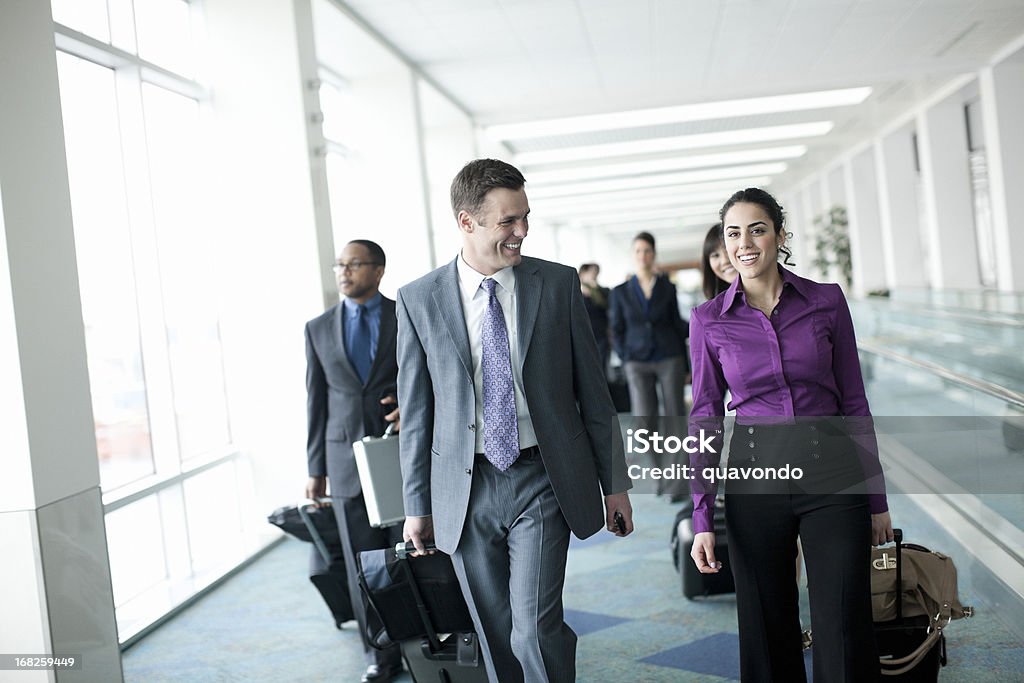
[306,296,398,499]
[610,275,689,367]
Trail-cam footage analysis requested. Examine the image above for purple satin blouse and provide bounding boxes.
[689,267,887,534]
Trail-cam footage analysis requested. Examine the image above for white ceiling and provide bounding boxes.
[332,0,1024,262]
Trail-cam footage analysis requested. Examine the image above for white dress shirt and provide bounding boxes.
[456,253,538,453]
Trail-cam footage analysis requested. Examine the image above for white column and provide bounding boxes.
[827,166,847,206]
[845,148,888,296]
[0,1,122,680]
[916,94,981,290]
[875,126,928,289]
[980,52,1024,292]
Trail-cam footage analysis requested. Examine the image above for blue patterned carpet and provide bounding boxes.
[122,492,1024,682]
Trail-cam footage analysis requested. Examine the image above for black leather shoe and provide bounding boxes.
[361,663,401,682]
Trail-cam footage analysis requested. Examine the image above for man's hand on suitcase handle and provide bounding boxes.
[871,511,894,547]
[305,476,327,506]
[403,515,435,556]
[691,531,722,574]
[381,395,400,433]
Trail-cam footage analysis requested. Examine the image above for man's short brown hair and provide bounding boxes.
[450,159,526,219]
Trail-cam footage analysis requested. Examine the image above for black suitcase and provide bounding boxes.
[874,529,946,681]
[359,542,488,682]
[267,501,354,628]
[671,497,735,599]
[308,543,355,629]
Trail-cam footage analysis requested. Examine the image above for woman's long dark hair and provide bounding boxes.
[701,223,730,301]
[719,188,795,266]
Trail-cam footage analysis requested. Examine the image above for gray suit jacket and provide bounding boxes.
[397,256,630,553]
[306,297,398,499]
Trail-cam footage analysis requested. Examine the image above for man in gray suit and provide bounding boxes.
[398,159,634,683]
[305,239,404,683]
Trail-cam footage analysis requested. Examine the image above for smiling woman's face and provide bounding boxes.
[723,201,784,282]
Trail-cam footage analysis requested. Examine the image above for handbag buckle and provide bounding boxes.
[872,552,897,570]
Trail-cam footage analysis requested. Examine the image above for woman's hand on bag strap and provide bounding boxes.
[871,511,894,547]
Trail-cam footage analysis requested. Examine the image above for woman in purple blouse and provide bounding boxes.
[687,188,893,682]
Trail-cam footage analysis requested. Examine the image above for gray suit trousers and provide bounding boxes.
[452,450,576,683]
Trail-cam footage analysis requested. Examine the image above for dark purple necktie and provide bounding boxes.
[480,278,519,470]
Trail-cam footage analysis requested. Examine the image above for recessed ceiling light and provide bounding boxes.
[527,146,805,185]
[517,122,834,166]
[487,87,871,141]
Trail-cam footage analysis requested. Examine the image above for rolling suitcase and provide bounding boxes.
[358,542,488,682]
[872,529,971,681]
[267,501,354,627]
[299,502,356,628]
[671,496,735,599]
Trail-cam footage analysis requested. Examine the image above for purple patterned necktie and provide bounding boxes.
[480,278,519,470]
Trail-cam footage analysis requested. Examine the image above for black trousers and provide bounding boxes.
[332,493,404,667]
[725,422,879,683]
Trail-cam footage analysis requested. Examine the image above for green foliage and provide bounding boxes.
[812,205,852,287]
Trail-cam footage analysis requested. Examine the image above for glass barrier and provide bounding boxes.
[851,299,1024,396]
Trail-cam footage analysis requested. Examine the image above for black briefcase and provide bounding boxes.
[359,543,487,681]
[357,543,475,646]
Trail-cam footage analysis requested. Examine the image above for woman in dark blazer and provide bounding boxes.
[609,231,690,420]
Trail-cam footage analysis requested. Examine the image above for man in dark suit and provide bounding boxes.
[399,159,634,683]
[305,239,403,683]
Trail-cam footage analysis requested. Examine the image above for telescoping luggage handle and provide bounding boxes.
[394,541,444,653]
[297,498,333,564]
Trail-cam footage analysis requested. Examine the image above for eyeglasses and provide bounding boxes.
[332,261,381,273]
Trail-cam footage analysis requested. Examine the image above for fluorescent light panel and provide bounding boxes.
[517,121,833,167]
[568,203,722,226]
[528,146,805,185]
[535,188,742,215]
[528,173,777,199]
[487,87,871,141]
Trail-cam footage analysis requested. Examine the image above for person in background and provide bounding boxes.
[688,188,892,682]
[610,232,690,500]
[609,231,690,420]
[700,223,736,302]
[305,240,404,683]
[399,159,633,683]
[579,263,611,377]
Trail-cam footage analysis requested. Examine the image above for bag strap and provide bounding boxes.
[880,630,943,676]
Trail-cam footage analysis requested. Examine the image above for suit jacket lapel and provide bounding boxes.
[432,259,473,380]
[516,259,542,368]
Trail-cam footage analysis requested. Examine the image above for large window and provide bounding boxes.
[54,0,254,643]
[313,0,436,292]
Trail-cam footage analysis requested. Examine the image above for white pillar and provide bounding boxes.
[827,166,847,207]
[0,1,122,680]
[875,126,928,289]
[916,94,981,290]
[980,52,1024,292]
[845,148,888,296]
